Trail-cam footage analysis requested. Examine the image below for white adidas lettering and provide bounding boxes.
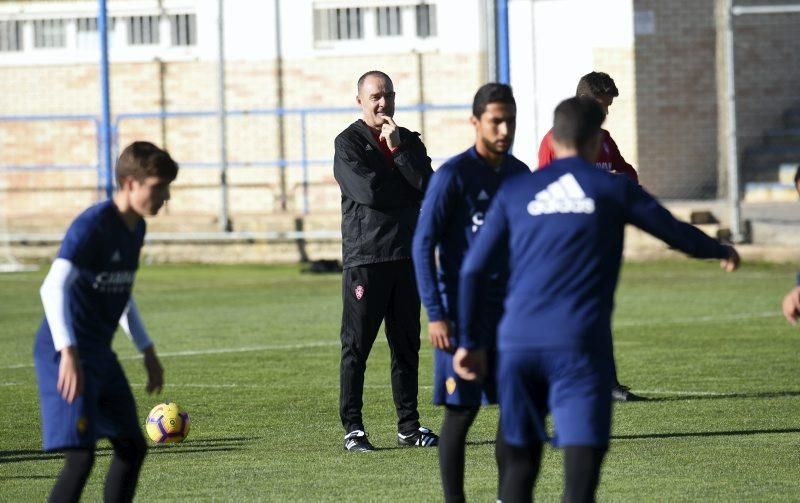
[527,173,595,216]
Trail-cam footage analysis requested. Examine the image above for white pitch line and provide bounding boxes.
[125,382,434,390]
[0,341,341,370]
[634,389,738,397]
[0,311,782,371]
[614,310,776,328]
[0,379,791,398]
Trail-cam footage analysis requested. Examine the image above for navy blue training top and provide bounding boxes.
[35,200,146,358]
[412,147,529,324]
[458,156,729,353]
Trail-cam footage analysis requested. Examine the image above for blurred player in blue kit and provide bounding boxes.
[412,83,529,502]
[455,97,740,502]
[34,141,178,502]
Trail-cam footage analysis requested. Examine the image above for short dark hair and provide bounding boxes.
[472,83,516,118]
[576,71,619,99]
[115,141,178,186]
[357,70,392,94]
[552,97,606,149]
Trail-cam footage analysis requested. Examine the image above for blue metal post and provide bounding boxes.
[300,112,309,215]
[98,0,113,199]
[496,0,510,84]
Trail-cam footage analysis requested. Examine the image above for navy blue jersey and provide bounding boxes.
[412,147,529,324]
[459,156,729,353]
[35,200,145,358]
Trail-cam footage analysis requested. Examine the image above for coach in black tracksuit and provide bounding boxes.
[335,70,438,452]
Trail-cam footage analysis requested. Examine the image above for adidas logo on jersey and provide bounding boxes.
[111,250,122,262]
[527,174,595,216]
[477,190,490,201]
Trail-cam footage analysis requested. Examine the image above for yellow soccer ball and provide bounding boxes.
[145,402,190,444]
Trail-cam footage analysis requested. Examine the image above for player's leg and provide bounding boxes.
[497,350,549,503]
[495,418,514,500]
[547,350,614,502]
[339,263,391,448]
[439,405,479,503]
[105,435,147,502]
[98,357,148,501]
[35,343,98,502]
[563,446,607,503]
[383,260,426,437]
[609,339,645,402]
[499,441,543,503]
[49,448,95,503]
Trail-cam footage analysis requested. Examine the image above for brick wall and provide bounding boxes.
[0,52,481,233]
[633,0,719,199]
[633,0,800,199]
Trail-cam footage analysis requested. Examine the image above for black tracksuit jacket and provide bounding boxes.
[333,119,433,269]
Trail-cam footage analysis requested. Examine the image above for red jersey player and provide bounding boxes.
[537,72,644,402]
[538,72,639,185]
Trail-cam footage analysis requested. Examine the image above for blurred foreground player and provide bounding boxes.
[412,83,529,502]
[538,71,642,401]
[456,97,739,502]
[34,141,177,503]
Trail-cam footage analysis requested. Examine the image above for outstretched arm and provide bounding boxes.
[623,181,738,267]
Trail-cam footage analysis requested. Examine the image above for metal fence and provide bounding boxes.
[0,104,473,237]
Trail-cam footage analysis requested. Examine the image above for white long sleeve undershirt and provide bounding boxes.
[40,258,153,352]
[40,258,79,351]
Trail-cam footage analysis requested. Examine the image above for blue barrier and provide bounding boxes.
[1,103,471,214]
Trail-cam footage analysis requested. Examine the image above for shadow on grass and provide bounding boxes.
[614,426,800,441]
[0,437,249,465]
[642,390,800,402]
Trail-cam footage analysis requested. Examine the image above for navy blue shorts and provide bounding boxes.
[432,304,502,407]
[433,346,497,407]
[498,349,614,448]
[34,349,142,451]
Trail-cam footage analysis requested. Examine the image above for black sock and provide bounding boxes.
[104,436,147,503]
[499,442,543,503]
[494,420,514,500]
[49,448,95,503]
[563,446,606,503]
[439,405,479,503]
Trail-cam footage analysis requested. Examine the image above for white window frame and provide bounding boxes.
[0,1,201,67]
[169,13,196,47]
[376,6,402,37]
[314,7,364,43]
[0,19,23,52]
[312,1,439,54]
[33,18,67,49]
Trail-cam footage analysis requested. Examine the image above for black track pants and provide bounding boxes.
[339,260,422,434]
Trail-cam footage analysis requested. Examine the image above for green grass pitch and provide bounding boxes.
[1,260,799,501]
